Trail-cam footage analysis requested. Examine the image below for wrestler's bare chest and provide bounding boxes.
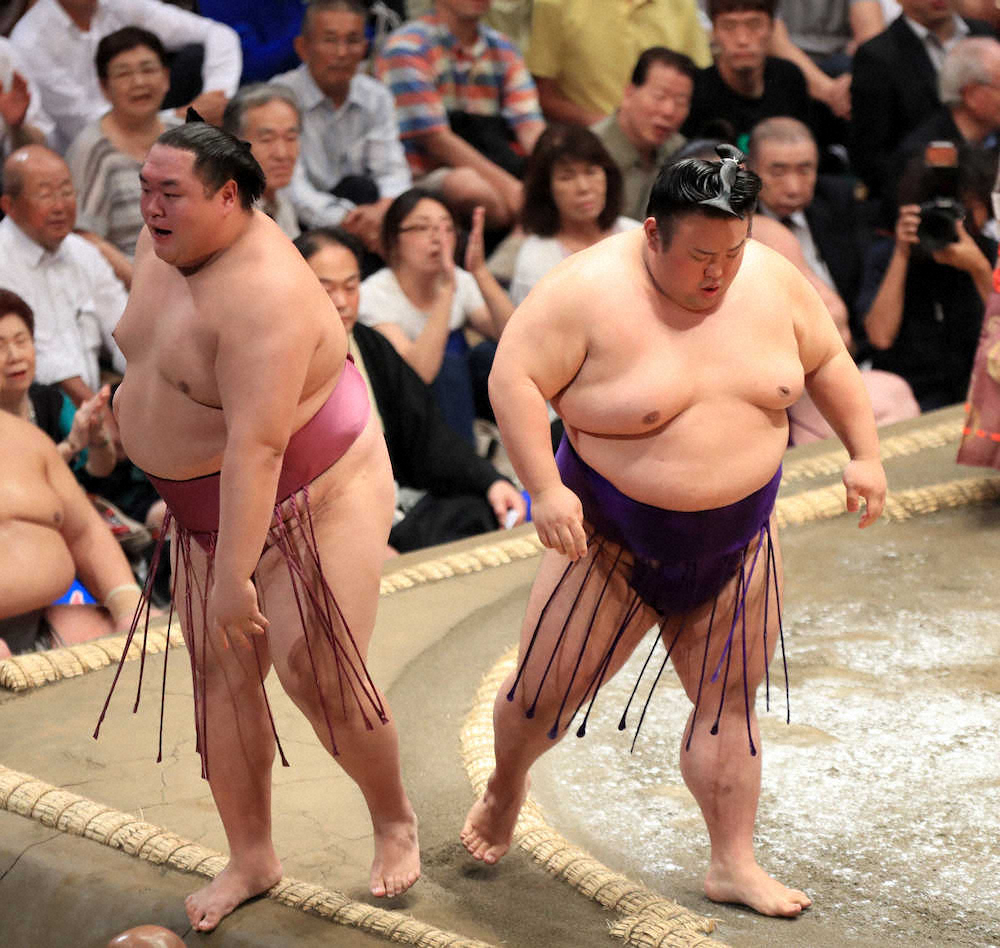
[558,287,804,433]
[113,265,231,478]
[0,451,64,530]
[554,272,804,509]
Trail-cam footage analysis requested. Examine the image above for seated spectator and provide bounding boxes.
[221,83,302,240]
[0,146,126,416]
[9,0,242,152]
[768,0,885,121]
[683,0,814,151]
[196,0,305,84]
[746,119,919,442]
[376,0,545,229]
[0,286,166,539]
[295,226,525,552]
[748,117,865,336]
[407,0,535,59]
[0,36,53,164]
[591,47,696,222]
[527,0,710,127]
[0,408,143,659]
[66,27,179,263]
[861,145,997,410]
[358,188,513,444]
[0,289,115,480]
[849,0,993,201]
[274,0,411,252]
[898,36,1000,162]
[511,124,640,305]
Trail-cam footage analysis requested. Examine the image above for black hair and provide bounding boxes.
[156,122,266,211]
[630,46,698,87]
[646,144,762,245]
[380,187,455,265]
[707,0,776,19]
[521,124,623,237]
[303,0,368,36]
[96,26,168,81]
[293,227,364,268]
[0,288,34,336]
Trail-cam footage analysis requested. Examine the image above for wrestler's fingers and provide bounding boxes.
[569,520,588,560]
[844,484,860,513]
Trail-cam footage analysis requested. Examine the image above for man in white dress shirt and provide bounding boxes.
[10,0,241,152]
[0,146,126,415]
[273,0,412,252]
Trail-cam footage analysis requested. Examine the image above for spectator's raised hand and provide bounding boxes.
[463,206,487,275]
[0,71,31,130]
[70,384,111,450]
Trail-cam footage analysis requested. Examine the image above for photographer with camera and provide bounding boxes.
[861,142,996,411]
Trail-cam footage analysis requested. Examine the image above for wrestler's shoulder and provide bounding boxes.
[531,232,634,302]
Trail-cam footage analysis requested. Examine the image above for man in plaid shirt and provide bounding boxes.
[376,0,545,228]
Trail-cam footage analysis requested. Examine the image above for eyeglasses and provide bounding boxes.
[107,63,165,82]
[399,221,455,237]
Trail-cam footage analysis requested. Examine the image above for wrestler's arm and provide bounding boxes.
[489,268,589,558]
[210,273,321,643]
[42,428,141,629]
[790,258,887,527]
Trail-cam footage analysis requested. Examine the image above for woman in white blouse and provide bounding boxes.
[510,124,640,306]
[358,189,513,443]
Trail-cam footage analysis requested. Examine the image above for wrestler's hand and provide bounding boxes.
[843,457,887,528]
[208,576,269,650]
[532,484,588,560]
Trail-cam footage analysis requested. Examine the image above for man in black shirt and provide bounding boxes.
[683,0,812,151]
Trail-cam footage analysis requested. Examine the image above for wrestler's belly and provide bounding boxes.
[114,371,230,479]
[566,400,789,511]
[0,521,75,618]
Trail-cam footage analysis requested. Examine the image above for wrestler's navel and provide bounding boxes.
[178,380,190,395]
[643,410,661,425]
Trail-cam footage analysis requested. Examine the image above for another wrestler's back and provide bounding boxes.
[114,213,347,480]
[532,231,810,510]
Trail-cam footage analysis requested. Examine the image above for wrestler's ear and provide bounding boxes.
[217,178,239,212]
[643,217,661,252]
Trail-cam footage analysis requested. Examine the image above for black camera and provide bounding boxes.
[914,141,962,251]
[916,197,964,252]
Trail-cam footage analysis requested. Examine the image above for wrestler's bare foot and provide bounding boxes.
[705,861,812,917]
[184,855,283,932]
[370,811,421,898]
[460,771,530,864]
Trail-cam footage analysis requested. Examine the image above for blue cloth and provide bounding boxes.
[197,0,304,83]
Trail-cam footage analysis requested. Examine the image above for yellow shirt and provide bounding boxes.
[527,0,711,117]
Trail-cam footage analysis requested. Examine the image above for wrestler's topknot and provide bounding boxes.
[645,144,762,245]
[156,120,266,211]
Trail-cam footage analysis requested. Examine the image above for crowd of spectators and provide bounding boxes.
[2,0,999,656]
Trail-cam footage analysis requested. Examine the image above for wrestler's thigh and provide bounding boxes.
[256,426,395,678]
[171,534,273,682]
[669,522,784,704]
[514,542,660,701]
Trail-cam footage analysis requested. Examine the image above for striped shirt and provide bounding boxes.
[375,14,542,176]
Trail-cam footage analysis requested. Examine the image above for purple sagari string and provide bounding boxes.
[508,518,787,757]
